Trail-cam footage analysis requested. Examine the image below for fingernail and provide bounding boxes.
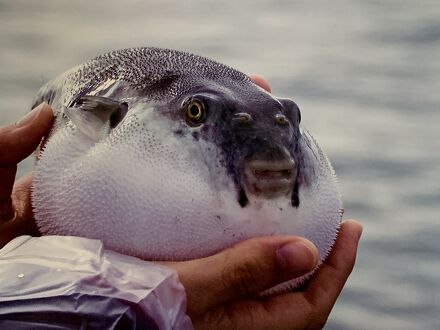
[16,103,45,127]
[276,239,319,274]
[357,226,363,241]
[344,219,363,241]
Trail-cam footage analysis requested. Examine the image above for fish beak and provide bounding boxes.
[242,157,297,198]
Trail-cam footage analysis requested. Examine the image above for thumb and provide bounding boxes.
[167,235,318,316]
[0,102,54,165]
[0,103,53,223]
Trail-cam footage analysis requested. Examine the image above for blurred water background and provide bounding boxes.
[0,1,439,329]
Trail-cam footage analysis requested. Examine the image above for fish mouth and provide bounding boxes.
[242,158,297,198]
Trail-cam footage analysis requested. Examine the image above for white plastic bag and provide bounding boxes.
[0,235,193,329]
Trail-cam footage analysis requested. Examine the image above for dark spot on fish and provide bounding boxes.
[174,129,185,136]
[192,131,200,140]
[291,180,300,207]
[200,124,211,134]
[238,188,248,207]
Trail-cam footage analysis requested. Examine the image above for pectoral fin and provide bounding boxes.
[65,96,128,142]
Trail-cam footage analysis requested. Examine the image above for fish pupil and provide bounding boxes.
[189,104,201,118]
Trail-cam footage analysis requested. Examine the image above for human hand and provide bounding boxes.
[168,220,362,329]
[0,103,53,247]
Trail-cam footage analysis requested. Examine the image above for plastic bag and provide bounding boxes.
[0,235,193,329]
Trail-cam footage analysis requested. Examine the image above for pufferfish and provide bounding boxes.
[31,47,342,293]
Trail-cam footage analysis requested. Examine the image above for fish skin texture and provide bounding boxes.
[32,47,342,293]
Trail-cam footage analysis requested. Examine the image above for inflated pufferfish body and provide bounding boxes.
[32,47,342,292]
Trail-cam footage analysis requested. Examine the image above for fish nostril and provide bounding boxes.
[275,114,289,126]
[232,112,253,125]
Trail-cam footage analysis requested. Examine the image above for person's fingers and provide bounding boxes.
[249,74,272,93]
[194,291,313,330]
[12,172,36,222]
[303,220,363,325]
[0,103,53,223]
[0,166,17,222]
[0,172,40,248]
[0,102,53,165]
[195,220,362,330]
[167,235,318,316]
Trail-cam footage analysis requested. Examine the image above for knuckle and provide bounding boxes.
[220,253,265,297]
[218,237,279,297]
[311,317,329,330]
[305,310,329,330]
[221,260,256,296]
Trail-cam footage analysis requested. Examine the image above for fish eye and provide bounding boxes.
[185,99,206,126]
